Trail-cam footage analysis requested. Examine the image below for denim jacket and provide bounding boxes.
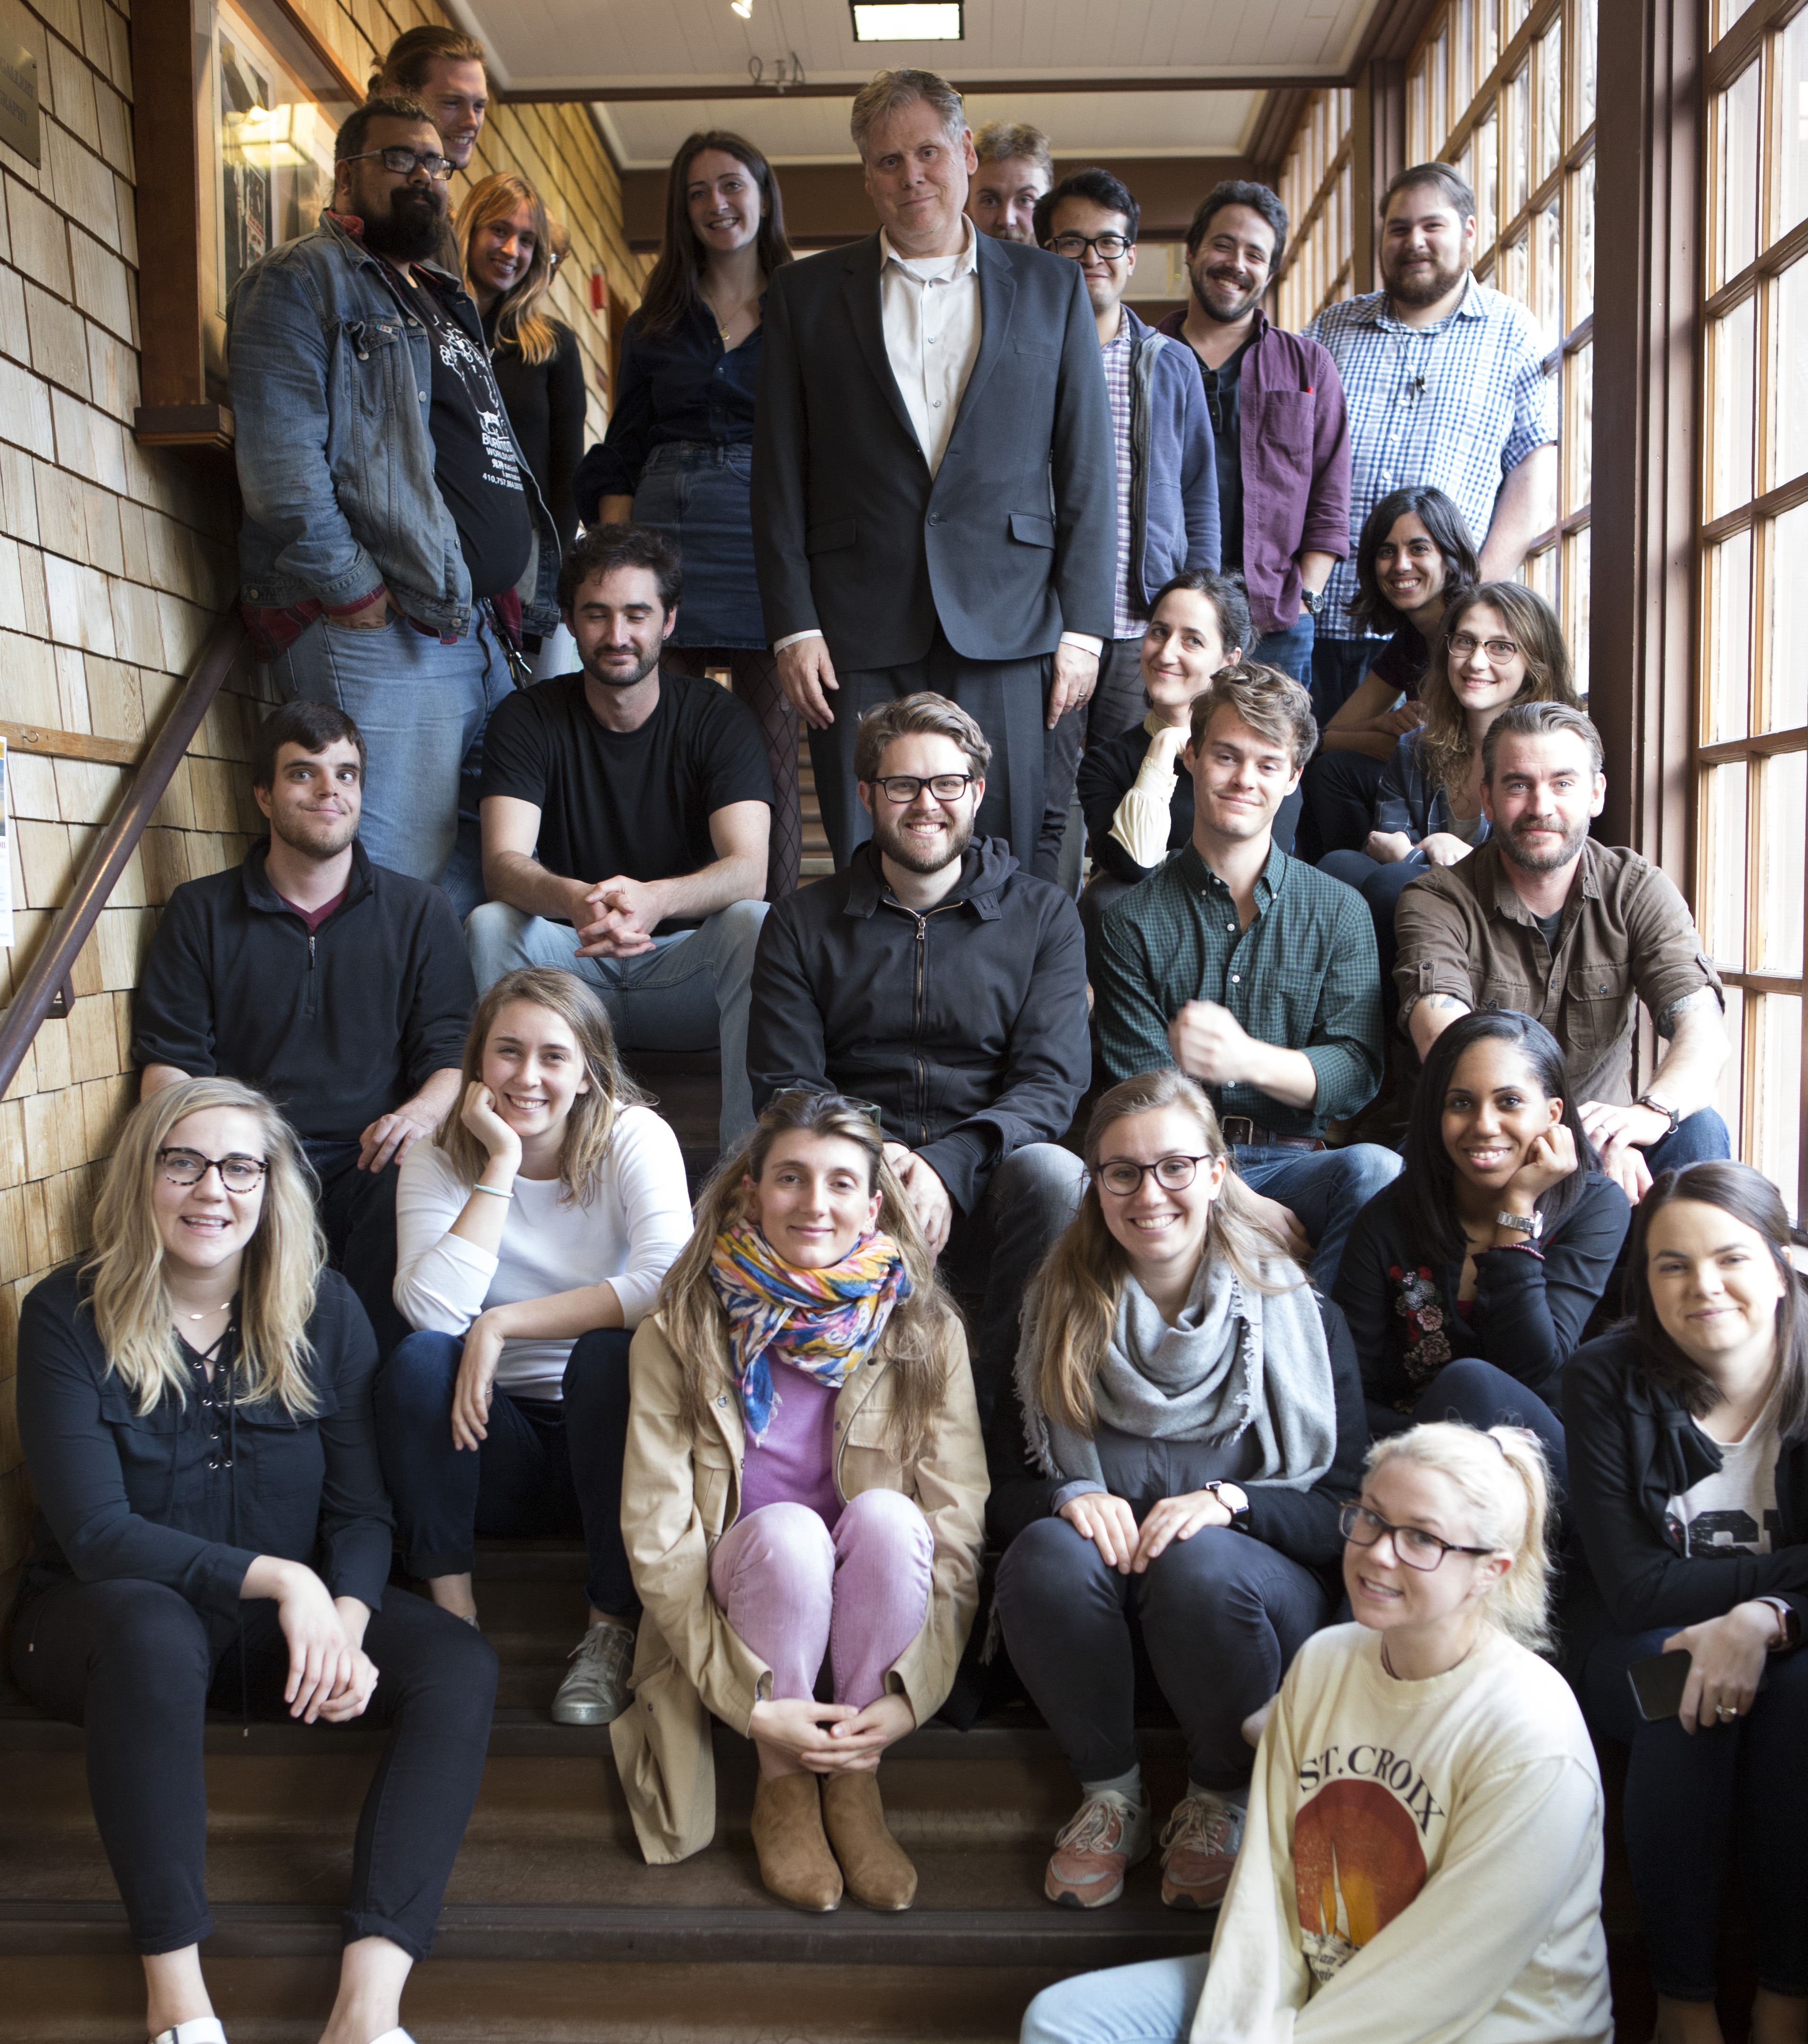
[227,212,561,639]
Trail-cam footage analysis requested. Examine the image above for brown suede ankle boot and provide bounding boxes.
[751,1773,842,1912]
[821,1771,918,1910]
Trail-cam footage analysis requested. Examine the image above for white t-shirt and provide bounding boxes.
[1665,1409,1782,1557]
[393,1106,693,1399]
[1191,1624,1610,2044]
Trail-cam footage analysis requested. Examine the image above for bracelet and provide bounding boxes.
[471,1182,515,1200]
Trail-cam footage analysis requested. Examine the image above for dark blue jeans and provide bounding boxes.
[1250,612,1316,687]
[1309,634,1383,729]
[1376,1355,1569,1500]
[1584,1624,1808,2000]
[375,1327,637,1616]
[1644,1107,1733,1176]
[1234,1141,1402,1294]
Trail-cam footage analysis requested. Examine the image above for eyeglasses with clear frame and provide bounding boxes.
[155,1148,270,1194]
[764,1086,887,1131]
[1337,1501,1496,1572]
[1094,1153,1215,1197]
[869,773,976,805]
[1048,232,1132,260]
[1449,632,1522,664]
[341,146,455,181]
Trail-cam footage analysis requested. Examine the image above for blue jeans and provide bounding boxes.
[1235,1140,1402,1293]
[633,442,765,648]
[463,897,768,1147]
[1644,1107,1732,1176]
[1309,634,1384,729]
[1021,1954,1211,2044]
[374,1328,638,1617]
[1250,611,1316,686]
[269,610,511,920]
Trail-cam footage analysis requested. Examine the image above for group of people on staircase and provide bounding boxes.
[6,25,1804,2044]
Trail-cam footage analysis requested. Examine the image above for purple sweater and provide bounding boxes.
[739,1359,842,1530]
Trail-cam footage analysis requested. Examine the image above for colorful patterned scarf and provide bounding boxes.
[709,1222,910,1439]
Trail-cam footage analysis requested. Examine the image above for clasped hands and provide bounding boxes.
[749,1692,917,1774]
[1059,1485,1247,1574]
[265,1560,378,1725]
[572,873,663,959]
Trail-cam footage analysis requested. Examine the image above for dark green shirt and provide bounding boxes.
[1094,840,1384,1136]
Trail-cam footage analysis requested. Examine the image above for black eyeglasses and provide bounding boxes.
[1048,232,1132,260]
[1337,1501,1495,1573]
[156,1148,269,1194]
[869,773,976,805]
[341,146,454,182]
[1095,1153,1215,1196]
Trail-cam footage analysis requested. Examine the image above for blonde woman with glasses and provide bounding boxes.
[1021,1421,1610,2044]
[9,1079,498,2044]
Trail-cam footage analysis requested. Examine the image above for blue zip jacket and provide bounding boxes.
[1121,303,1220,609]
[227,212,561,639]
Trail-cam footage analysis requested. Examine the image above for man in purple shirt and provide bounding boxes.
[1159,181,1351,690]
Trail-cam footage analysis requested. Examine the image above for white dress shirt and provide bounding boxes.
[774,219,1100,659]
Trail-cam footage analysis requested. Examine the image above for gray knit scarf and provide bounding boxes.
[1017,1253,1337,1493]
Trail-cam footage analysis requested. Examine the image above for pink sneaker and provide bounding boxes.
[1044,1788,1152,1909]
[1159,1791,1244,1909]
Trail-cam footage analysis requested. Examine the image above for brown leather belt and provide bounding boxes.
[1221,1117,1326,1152]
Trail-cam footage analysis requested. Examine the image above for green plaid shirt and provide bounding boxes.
[1094,840,1384,1136]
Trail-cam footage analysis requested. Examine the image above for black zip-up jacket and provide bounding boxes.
[130,840,475,1149]
[13,1263,392,1653]
[745,837,1090,1215]
[1564,1327,1808,1666]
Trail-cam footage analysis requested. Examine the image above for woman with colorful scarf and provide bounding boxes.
[611,1088,988,1910]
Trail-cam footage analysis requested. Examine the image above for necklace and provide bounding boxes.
[704,286,759,347]
[183,1301,232,1321]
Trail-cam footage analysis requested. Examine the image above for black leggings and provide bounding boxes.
[994,1516,1330,1791]
[9,1577,498,1957]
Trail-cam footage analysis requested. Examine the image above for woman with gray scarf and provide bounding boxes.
[989,1070,1366,1916]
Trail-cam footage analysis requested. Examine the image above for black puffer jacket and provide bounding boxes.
[745,837,1089,1215]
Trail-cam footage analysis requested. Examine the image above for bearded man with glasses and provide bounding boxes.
[227,95,563,917]
[746,693,1091,1424]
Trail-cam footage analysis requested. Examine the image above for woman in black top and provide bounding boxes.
[1567,1162,1808,2037]
[575,131,801,898]
[10,1079,497,2044]
[1333,1010,1630,1485]
[1297,486,1478,860]
[457,173,586,682]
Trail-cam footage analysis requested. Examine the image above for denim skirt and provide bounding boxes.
[632,440,764,649]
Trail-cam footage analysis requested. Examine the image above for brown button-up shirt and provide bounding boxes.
[1393,837,1724,1105]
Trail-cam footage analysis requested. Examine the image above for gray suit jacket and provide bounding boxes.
[751,229,1118,668]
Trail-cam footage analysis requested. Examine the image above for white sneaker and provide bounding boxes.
[151,2023,227,2044]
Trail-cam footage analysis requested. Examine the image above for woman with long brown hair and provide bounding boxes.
[611,1088,987,1913]
[574,130,800,897]
[990,1070,1366,1914]
[10,1079,497,2044]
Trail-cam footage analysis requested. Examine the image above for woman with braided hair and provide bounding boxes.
[611,1087,987,1910]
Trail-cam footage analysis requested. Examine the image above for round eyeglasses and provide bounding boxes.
[156,1148,269,1194]
[1094,1153,1214,1197]
[1337,1501,1495,1572]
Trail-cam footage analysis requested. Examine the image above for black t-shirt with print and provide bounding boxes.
[480,670,773,932]
[411,272,533,599]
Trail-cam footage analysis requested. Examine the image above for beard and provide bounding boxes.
[1502,811,1590,873]
[361,185,446,263]
[272,804,358,861]
[1190,262,1261,322]
[871,804,975,876]
[581,639,662,690]
[1383,248,1468,307]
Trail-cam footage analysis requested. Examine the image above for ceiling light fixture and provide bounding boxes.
[849,2,963,40]
[730,0,752,16]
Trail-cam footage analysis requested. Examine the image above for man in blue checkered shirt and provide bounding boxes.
[1304,161,1557,728]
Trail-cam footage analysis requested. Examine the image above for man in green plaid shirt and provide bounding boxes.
[1093,665,1400,1289]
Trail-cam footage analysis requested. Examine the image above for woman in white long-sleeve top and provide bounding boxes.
[375,966,692,1727]
[1020,1422,1611,2044]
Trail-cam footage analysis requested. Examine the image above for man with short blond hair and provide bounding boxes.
[747,692,1090,1418]
[969,118,1054,244]
[753,67,1116,873]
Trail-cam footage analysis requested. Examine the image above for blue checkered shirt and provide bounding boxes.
[1101,324,1140,640]
[1305,278,1555,639]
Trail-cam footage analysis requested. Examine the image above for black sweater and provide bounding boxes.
[488,315,586,555]
[130,840,475,1150]
[1076,721,1192,886]
[13,1264,393,1652]
[1332,1170,1630,1432]
[745,837,1090,1216]
[985,1287,1368,1581]
[1564,1328,1808,1659]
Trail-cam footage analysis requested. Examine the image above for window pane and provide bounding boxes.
[1773,257,1808,491]
[1779,6,1808,243]
[1429,26,1450,146]
[1701,760,1749,966]
[1409,55,1429,164]
[1758,752,1807,976]
[1504,0,1530,40]
[1708,295,1757,518]
[1714,983,1747,1139]
[1473,112,1499,252]
[1564,522,1591,696]
[1573,0,1597,136]
[1764,501,1808,733]
[1534,200,1563,340]
[1756,994,1802,1221]
[1706,529,1754,743]
[1452,0,1476,113]
[1524,543,1558,605]
[1536,24,1563,186]
[1503,64,1530,219]
[1713,0,1759,48]
[1569,153,1595,323]
[1479,0,1499,94]
[1498,229,1529,311]
[1565,340,1593,513]
[1713,63,1763,290]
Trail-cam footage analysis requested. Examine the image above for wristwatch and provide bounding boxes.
[1205,1480,1252,1531]
[1635,1092,1683,1138]
[1494,1208,1544,1239]
[1756,1596,1801,1652]
[1300,586,1327,617]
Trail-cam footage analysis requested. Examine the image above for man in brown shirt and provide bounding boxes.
[1394,701,1729,1203]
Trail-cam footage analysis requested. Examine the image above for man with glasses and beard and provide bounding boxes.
[228,96,562,917]
[745,693,1091,1421]
[466,525,773,1149]
[1304,164,1556,726]
[1396,701,1731,1205]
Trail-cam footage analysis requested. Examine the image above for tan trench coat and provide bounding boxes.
[609,1310,989,1864]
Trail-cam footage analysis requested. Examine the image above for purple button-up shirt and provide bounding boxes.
[1156,311,1353,639]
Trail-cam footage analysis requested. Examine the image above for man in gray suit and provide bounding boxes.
[752,68,1117,868]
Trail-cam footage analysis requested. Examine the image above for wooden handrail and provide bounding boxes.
[0,604,248,1098]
